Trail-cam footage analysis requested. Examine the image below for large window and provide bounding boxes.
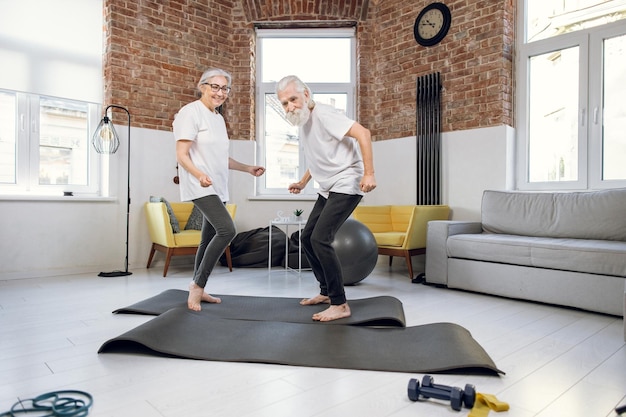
[517,1,626,190]
[256,28,356,196]
[0,90,101,196]
[0,0,103,198]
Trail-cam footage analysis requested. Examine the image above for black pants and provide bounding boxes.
[301,192,362,305]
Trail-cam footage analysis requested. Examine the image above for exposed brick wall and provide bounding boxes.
[102,0,514,141]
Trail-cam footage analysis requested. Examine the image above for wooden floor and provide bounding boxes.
[1,262,625,417]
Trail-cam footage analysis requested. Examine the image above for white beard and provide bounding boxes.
[286,104,311,127]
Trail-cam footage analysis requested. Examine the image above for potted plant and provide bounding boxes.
[293,209,304,221]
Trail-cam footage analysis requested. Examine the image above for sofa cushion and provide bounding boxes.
[447,233,626,277]
[184,205,204,230]
[373,232,406,247]
[150,196,180,233]
[173,230,201,247]
[481,188,626,241]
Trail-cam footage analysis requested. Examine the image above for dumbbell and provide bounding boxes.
[407,375,476,411]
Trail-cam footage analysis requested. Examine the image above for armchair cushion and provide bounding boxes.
[184,205,203,230]
[375,232,406,247]
[149,196,180,233]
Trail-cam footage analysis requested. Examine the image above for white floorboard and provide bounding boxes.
[1,262,625,417]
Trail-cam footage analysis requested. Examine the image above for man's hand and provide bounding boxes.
[360,174,377,193]
[288,182,305,194]
[249,166,266,177]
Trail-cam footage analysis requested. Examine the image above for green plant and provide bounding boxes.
[293,209,304,217]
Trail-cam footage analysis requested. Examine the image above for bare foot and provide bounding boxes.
[300,294,330,306]
[312,303,351,322]
[188,281,221,311]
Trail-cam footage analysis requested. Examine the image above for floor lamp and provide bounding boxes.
[92,105,132,277]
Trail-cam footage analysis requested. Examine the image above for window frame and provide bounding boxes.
[255,27,357,197]
[516,5,626,191]
[0,89,102,197]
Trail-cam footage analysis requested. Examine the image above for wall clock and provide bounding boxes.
[414,2,452,47]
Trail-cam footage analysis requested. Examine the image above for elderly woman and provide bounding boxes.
[173,68,265,311]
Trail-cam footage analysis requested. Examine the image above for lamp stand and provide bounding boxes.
[93,105,132,277]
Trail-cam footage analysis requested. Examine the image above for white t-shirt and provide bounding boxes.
[300,103,364,198]
[172,100,230,202]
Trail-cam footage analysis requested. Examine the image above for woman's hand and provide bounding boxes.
[198,174,212,187]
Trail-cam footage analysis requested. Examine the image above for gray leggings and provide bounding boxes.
[192,195,236,288]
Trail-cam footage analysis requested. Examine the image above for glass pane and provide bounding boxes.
[527,46,579,182]
[602,34,626,180]
[261,38,351,83]
[0,91,17,184]
[263,93,348,189]
[527,0,626,42]
[313,93,347,114]
[263,93,300,189]
[39,97,89,186]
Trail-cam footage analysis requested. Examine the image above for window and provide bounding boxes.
[256,28,356,196]
[0,90,101,196]
[0,0,103,198]
[517,1,626,190]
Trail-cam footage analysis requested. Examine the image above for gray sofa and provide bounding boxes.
[425,188,626,339]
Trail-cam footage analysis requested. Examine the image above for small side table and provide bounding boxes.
[269,218,308,275]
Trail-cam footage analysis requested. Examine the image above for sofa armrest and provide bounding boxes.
[424,221,483,285]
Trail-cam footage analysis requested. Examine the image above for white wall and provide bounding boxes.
[442,125,515,220]
[0,125,513,279]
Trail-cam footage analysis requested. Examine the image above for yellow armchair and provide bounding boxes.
[352,205,450,279]
[144,201,236,277]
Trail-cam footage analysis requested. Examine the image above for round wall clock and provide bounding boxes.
[414,2,452,47]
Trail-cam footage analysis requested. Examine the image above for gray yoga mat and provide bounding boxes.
[99,307,503,375]
[113,289,406,327]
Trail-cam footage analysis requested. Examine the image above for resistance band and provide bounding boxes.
[468,392,510,417]
[0,390,93,417]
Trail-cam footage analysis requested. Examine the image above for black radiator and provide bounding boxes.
[416,72,442,205]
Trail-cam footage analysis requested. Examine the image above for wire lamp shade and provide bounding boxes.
[92,116,121,154]
[92,105,132,277]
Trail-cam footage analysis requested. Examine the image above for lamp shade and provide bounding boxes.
[92,116,120,154]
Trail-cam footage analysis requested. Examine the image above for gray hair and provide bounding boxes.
[197,68,232,95]
[276,75,315,109]
[276,75,310,95]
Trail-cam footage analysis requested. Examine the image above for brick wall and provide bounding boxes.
[103,0,514,141]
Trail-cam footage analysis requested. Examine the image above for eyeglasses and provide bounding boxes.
[203,83,231,94]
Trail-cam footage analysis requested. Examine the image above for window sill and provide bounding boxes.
[248,194,318,202]
[0,194,117,202]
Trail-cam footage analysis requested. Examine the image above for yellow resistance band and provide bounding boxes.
[468,392,510,417]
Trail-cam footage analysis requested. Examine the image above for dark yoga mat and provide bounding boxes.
[99,307,504,375]
[113,289,406,327]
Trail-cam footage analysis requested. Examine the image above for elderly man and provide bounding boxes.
[276,75,377,322]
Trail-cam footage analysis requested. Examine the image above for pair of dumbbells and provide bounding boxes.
[408,375,476,411]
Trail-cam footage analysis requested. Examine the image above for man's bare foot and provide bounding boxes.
[300,294,330,306]
[312,303,351,322]
[188,281,221,311]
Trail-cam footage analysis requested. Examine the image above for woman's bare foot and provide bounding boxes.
[312,303,351,322]
[188,281,221,311]
[300,294,330,306]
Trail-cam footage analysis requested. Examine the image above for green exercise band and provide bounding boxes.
[0,390,93,417]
